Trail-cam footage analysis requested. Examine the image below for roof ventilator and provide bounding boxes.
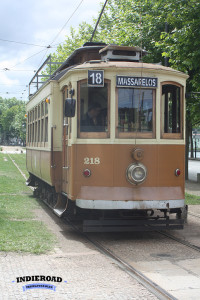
[99,45,146,62]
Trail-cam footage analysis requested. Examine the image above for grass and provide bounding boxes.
[0,154,28,194]
[9,153,29,178]
[185,192,200,205]
[0,153,56,254]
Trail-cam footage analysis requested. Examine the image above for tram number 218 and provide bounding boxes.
[88,70,104,87]
[84,157,101,165]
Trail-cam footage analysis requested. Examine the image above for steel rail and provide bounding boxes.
[157,231,200,253]
[8,154,34,191]
[66,218,177,300]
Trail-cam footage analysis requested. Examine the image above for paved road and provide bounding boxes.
[188,159,200,182]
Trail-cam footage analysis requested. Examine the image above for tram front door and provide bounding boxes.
[62,115,69,193]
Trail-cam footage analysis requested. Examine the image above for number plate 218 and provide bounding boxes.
[84,157,100,165]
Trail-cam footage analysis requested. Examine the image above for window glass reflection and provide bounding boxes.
[118,88,153,132]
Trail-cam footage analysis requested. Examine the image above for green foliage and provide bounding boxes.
[47,0,200,126]
[99,0,200,125]
[0,97,26,144]
[44,23,95,76]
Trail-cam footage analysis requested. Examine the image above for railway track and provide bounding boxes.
[64,214,200,300]
[156,211,200,253]
[66,217,177,300]
[157,230,200,253]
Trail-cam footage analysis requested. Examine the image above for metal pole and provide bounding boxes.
[90,0,108,42]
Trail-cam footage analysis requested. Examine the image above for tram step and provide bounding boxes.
[53,208,66,217]
[53,194,68,217]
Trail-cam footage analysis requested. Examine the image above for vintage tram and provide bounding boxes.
[26,42,188,231]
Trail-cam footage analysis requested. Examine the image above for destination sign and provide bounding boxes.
[116,76,157,88]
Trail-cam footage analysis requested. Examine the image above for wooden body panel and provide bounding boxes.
[27,144,185,202]
[71,144,185,201]
[26,149,52,186]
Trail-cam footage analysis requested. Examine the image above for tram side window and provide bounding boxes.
[79,81,109,137]
[27,101,49,146]
[45,117,48,142]
[117,88,154,137]
[162,84,182,137]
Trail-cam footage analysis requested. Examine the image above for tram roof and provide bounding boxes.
[28,43,188,99]
[63,60,189,79]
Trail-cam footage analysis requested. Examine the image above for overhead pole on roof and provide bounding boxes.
[90,0,108,42]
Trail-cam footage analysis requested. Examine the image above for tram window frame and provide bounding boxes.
[32,122,34,144]
[44,100,49,147]
[116,87,156,139]
[41,118,44,144]
[38,119,40,144]
[37,104,41,146]
[27,112,30,145]
[161,82,183,139]
[44,116,48,143]
[34,107,38,146]
[77,79,110,139]
[27,100,49,148]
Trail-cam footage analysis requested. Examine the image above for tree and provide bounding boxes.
[44,23,95,76]
[99,0,200,178]
[0,98,26,145]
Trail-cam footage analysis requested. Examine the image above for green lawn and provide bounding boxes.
[185,192,200,205]
[0,153,56,254]
[9,153,29,178]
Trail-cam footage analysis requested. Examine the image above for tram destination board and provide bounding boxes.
[88,70,104,87]
[116,75,157,88]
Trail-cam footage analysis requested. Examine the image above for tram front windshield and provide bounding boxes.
[80,82,108,132]
[118,88,153,133]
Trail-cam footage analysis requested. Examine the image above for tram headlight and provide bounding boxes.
[126,163,147,185]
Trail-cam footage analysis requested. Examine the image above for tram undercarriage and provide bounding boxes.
[27,176,187,232]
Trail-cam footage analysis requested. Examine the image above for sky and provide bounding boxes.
[0,0,103,101]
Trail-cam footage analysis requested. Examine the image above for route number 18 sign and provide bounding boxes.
[88,70,104,87]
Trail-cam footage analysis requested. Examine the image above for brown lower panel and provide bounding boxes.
[27,144,185,203]
[26,149,51,185]
[77,186,184,201]
[73,144,185,201]
[26,149,63,192]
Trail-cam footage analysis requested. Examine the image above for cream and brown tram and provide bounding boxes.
[26,42,188,231]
